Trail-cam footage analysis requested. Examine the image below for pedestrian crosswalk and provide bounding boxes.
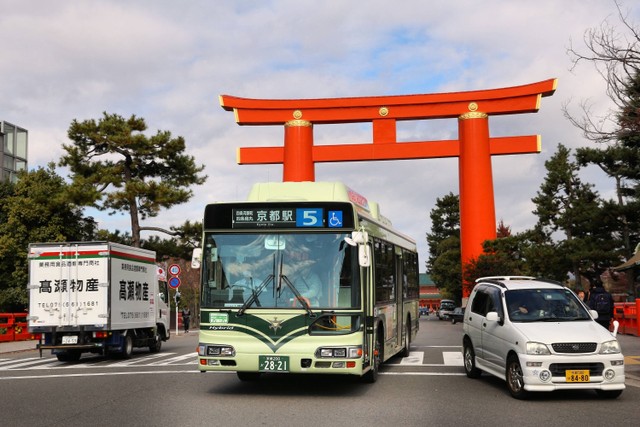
[0,349,464,371]
[0,352,198,371]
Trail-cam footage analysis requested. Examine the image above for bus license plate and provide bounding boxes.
[566,369,590,382]
[259,355,289,372]
[62,335,78,345]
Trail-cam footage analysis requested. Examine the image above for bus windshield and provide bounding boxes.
[201,232,360,310]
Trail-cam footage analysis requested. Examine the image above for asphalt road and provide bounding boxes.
[1,317,639,427]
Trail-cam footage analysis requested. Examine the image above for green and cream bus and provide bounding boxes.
[193,181,419,382]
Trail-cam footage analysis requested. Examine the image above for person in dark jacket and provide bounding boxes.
[181,307,191,333]
[588,282,614,330]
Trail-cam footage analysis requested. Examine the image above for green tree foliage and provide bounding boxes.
[463,227,568,284]
[566,4,640,257]
[532,144,619,285]
[426,193,461,301]
[59,113,207,247]
[142,220,202,260]
[0,165,97,310]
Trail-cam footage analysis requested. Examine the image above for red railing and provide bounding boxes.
[0,313,41,342]
[613,299,640,337]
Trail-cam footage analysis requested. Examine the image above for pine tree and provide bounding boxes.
[59,113,207,247]
[532,144,619,284]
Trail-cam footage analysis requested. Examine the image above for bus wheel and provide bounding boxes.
[363,331,383,383]
[237,372,261,381]
[399,319,411,358]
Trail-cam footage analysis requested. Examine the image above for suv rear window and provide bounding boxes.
[440,300,456,310]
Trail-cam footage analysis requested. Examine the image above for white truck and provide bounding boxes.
[27,242,170,361]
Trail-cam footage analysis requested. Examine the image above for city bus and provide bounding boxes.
[193,181,419,382]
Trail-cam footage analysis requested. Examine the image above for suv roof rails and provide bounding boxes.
[530,277,564,287]
[475,276,536,282]
[475,276,565,289]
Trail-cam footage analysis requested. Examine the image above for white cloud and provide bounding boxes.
[2,0,638,270]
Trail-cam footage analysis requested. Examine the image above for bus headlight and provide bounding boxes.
[316,346,362,359]
[199,344,235,357]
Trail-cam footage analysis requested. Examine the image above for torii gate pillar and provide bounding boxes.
[458,112,496,271]
[220,79,557,296]
[283,120,314,181]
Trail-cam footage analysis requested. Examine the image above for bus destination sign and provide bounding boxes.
[232,208,344,229]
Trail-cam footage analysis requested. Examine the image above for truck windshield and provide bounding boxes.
[200,232,360,310]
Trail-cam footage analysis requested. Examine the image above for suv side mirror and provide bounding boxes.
[589,310,599,320]
[486,311,503,325]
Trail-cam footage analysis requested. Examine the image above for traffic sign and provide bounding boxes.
[168,276,181,288]
[169,264,181,276]
[157,266,166,281]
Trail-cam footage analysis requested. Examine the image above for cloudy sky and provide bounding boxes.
[2,0,639,271]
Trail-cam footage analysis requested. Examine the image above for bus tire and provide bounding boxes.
[237,372,261,381]
[399,319,411,358]
[363,330,383,383]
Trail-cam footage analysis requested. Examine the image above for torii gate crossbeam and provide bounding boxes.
[220,79,557,296]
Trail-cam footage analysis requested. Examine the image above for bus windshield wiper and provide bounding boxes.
[237,274,273,316]
[280,274,314,317]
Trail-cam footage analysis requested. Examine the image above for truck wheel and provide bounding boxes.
[56,351,81,362]
[149,332,162,353]
[121,334,133,359]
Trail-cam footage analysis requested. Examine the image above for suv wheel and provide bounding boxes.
[463,340,481,378]
[506,355,528,399]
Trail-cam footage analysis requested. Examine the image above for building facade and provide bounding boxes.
[419,273,443,311]
[1,121,28,183]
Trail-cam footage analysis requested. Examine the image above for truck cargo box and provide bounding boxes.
[28,242,159,330]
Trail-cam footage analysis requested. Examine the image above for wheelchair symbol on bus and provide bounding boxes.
[328,211,343,228]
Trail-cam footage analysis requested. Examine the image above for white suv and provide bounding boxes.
[462,276,625,399]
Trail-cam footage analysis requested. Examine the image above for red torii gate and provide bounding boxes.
[220,78,557,296]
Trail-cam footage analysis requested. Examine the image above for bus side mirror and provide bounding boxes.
[358,244,371,268]
[191,248,202,269]
[344,232,370,268]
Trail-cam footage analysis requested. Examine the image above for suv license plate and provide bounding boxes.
[259,355,289,372]
[62,335,78,345]
[566,369,590,382]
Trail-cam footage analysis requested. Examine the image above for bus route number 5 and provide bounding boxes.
[296,208,323,228]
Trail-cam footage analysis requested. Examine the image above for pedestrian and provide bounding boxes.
[584,282,595,303]
[588,281,614,330]
[181,307,191,333]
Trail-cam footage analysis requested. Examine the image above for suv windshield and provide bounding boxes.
[505,289,591,322]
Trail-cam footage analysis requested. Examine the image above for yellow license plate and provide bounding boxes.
[566,369,590,382]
